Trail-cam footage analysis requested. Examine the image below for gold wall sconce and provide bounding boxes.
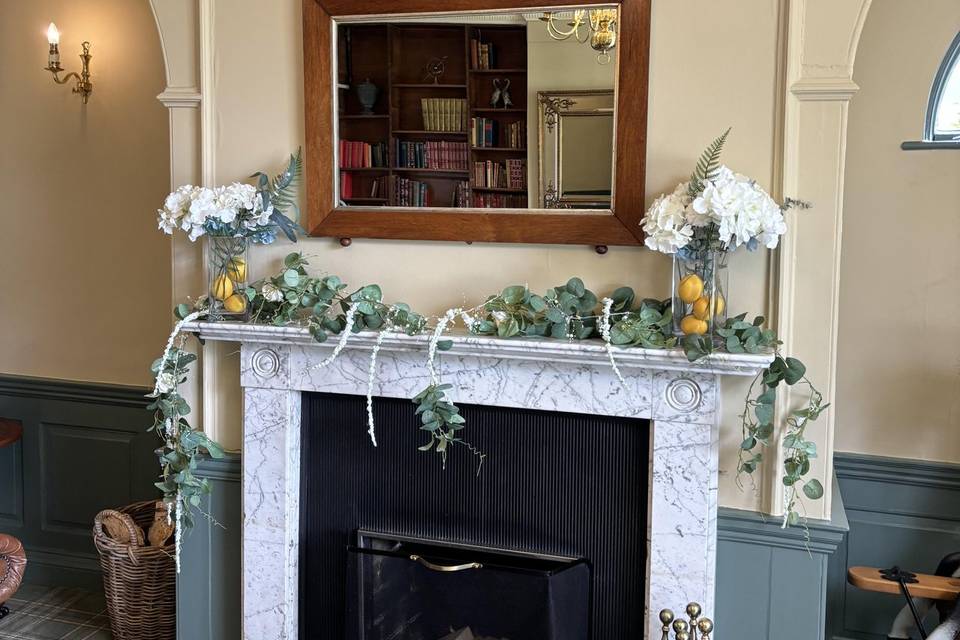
[44,23,93,104]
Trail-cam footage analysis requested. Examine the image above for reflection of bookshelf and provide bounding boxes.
[336,22,528,208]
[467,25,528,208]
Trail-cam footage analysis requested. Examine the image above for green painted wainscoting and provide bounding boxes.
[0,375,159,590]
[827,453,960,640]
[716,482,848,640]
[175,455,852,640]
[176,454,241,640]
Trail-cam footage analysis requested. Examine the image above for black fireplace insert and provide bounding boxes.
[346,531,590,640]
[300,392,650,639]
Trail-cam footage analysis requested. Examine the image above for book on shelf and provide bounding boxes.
[470,38,495,70]
[453,181,470,208]
[506,158,527,189]
[396,140,468,170]
[340,171,353,199]
[472,192,525,208]
[338,140,387,168]
[471,117,496,147]
[473,159,527,189]
[505,121,525,149]
[342,174,390,202]
[394,177,430,207]
[370,176,389,199]
[421,98,467,132]
[471,118,526,148]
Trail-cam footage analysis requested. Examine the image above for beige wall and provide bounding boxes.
[837,0,960,461]
[201,0,782,511]
[0,0,170,386]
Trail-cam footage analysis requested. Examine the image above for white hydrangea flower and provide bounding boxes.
[640,189,694,254]
[688,166,787,250]
[157,209,178,234]
[214,183,258,224]
[187,187,217,225]
[261,282,283,302]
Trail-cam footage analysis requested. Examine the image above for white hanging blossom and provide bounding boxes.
[151,308,207,574]
[428,308,459,386]
[459,309,478,332]
[174,493,183,573]
[151,310,205,397]
[365,326,391,447]
[601,297,629,391]
[313,302,360,370]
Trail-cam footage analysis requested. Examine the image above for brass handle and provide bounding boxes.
[409,554,482,572]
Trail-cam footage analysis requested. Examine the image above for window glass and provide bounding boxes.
[934,56,960,136]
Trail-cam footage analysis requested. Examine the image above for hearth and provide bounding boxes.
[347,532,590,640]
[300,392,649,639]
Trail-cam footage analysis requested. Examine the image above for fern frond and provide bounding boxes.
[270,148,303,217]
[687,128,731,198]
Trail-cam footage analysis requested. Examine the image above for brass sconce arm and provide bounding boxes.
[44,41,93,104]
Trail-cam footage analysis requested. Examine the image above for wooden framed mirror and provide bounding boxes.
[303,0,650,246]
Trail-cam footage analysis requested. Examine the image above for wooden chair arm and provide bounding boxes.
[848,566,960,601]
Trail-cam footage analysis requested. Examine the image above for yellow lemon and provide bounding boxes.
[677,274,704,304]
[680,314,709,335]
[226,258,247,282]
[692,294,725,321]
[692,296,712,321]
[223,293,246,314]
[212,274,234,301]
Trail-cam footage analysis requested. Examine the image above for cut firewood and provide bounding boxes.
[147,500,175,547]
[100,512,145,546]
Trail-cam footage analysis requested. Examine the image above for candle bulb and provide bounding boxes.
[46,22,60,70]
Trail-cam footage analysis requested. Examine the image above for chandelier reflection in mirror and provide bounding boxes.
[539,8,618,64]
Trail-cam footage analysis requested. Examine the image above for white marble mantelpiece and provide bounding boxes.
[186,322,772,639]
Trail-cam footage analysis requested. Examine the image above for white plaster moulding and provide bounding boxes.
[183,321,773,377]
[156,87,202,108]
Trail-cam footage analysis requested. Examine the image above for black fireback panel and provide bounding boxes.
[300,392,650,639]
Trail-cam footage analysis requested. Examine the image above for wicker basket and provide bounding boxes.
[93,501,175,640]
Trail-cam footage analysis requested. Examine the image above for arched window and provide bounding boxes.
[903,31,960,149]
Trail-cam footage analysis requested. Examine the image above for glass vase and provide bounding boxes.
[206,236,250,322]
[672,250,729,341]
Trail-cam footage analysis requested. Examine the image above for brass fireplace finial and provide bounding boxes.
[659,609,675,640]
[660,602,714,640]
[686,602,702,637]
[672,618,689,637]
[698,618,714,640]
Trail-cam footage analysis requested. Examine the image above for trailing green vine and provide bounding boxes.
[681,316,827,525]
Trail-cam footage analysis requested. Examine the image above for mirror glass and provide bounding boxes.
[333,6,619,212]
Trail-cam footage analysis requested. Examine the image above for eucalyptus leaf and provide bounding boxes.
[283,269,300,287]
[802,479,824,500]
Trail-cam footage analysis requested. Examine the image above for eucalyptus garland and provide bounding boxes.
[152,253,827,555]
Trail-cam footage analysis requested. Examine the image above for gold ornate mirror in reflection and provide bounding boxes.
[538,89,615,209]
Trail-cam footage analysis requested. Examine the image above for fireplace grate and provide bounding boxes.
[346,531,590,640]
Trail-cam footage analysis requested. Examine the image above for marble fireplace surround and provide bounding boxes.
[186,322,772,639]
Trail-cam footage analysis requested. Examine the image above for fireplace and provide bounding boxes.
[184,322,772,639]
[300,392,650,638]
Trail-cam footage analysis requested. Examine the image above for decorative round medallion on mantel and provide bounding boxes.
[664,377,703,413]
[251,347,282,379]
